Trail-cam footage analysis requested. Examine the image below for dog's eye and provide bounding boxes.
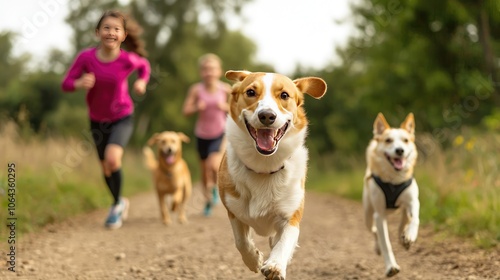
[385,138,393,144]
[280,92,289,100]
[246,89,256,97]
[403,138,409,143]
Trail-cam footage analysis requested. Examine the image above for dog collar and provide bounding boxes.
[245,164,285,175]
[371,174,413,209]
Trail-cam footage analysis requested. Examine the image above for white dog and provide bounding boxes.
[218,70,327,280]
[363,112,420,277]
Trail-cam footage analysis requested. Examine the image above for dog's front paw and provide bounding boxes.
[261,261,285,280]
[178,215,188,225]
[162,218,172,226]
[385,265,400,277]
[242,249,263,273]
[401,226,418,250]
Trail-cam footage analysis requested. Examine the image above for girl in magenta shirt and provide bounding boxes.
[62,11,150,229]
[183,54,231,216]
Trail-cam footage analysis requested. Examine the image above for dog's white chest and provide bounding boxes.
[225,166,305,236]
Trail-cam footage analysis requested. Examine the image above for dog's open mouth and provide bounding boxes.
[245,119,290,155]
[385,153,406,171]
[161,150,176,165]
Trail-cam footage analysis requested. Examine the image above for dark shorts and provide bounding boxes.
[90,115,134,160]
[196,134,224,160]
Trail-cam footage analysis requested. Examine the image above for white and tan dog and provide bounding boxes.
[144,131,192,225]
[218,70,326,280]
[363,113,419,277]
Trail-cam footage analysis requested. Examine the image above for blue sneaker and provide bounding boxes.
[105,198,129,229]
[212,186,219,205]
[204,202,213,217]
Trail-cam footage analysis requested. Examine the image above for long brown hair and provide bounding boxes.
[96,10,148,57]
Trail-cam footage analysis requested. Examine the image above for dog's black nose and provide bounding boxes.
[395,148,404,156]
[258,109,276,126]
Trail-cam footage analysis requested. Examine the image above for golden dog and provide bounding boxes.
[144,131,192,225]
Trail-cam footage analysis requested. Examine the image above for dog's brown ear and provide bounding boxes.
[373,113,390,136]
[400,113,415,135]
[225,70,251,82]
[147,133,159,146]
[293,77,327,99]
[178,132,190,143]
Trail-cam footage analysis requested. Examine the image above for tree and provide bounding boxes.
[307,0,500,155]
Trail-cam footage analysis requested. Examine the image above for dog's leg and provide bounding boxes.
[260,223,299,280]
[229,214,263,273]
[399,208,409,248]
[374,212,400,277]
[173,187,187,224]
[400,200,420,249]
[363,187,380,255]
[157,191,171,225]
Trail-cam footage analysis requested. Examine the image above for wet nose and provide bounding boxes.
[395,148,404,156]
[258,109,276,126]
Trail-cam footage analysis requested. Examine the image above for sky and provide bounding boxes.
[0,0,353,75]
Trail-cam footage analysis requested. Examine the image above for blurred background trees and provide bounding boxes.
[1,0,498,156]
[305,0,499,158]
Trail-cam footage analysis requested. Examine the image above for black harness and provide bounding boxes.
[371,174,413,209]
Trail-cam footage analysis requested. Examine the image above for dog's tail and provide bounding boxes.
[143,146,158,170]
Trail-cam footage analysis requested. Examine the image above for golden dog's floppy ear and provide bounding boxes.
[373,113,390,136]
[147,133,159,146]
[293,77,327,99]
[225,70,251,82]
[177,132,190,143]
[400,112,415,135]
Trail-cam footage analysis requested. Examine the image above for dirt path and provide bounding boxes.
[1,186,498,280]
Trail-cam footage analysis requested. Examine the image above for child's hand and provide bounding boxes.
[197,100,206,111]
[217,101,229,112]
[133,79,147,95]
[75,73,95,90]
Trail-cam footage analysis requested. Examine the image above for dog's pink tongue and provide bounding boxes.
[256,129,275,151]
[165,155,175,165]
[392,158,404,170]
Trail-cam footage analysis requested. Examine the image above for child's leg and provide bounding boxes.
[105,116,133,205]
[104,144,124,205]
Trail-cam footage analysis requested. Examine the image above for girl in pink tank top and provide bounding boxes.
[183,53,231,216]
[194,82,227,139]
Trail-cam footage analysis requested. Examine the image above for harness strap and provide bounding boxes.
[371,174,413,209]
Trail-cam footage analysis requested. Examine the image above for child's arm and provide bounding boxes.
[130,53,151,95]
[61,52,93,92]
[183,84,201,116]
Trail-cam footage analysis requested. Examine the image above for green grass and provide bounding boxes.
[0,124,152,240]
[307,167,365,201]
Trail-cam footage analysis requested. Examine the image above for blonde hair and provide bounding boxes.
[198,53,222,68]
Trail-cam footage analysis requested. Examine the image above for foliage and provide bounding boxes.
[306,0,500,155]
